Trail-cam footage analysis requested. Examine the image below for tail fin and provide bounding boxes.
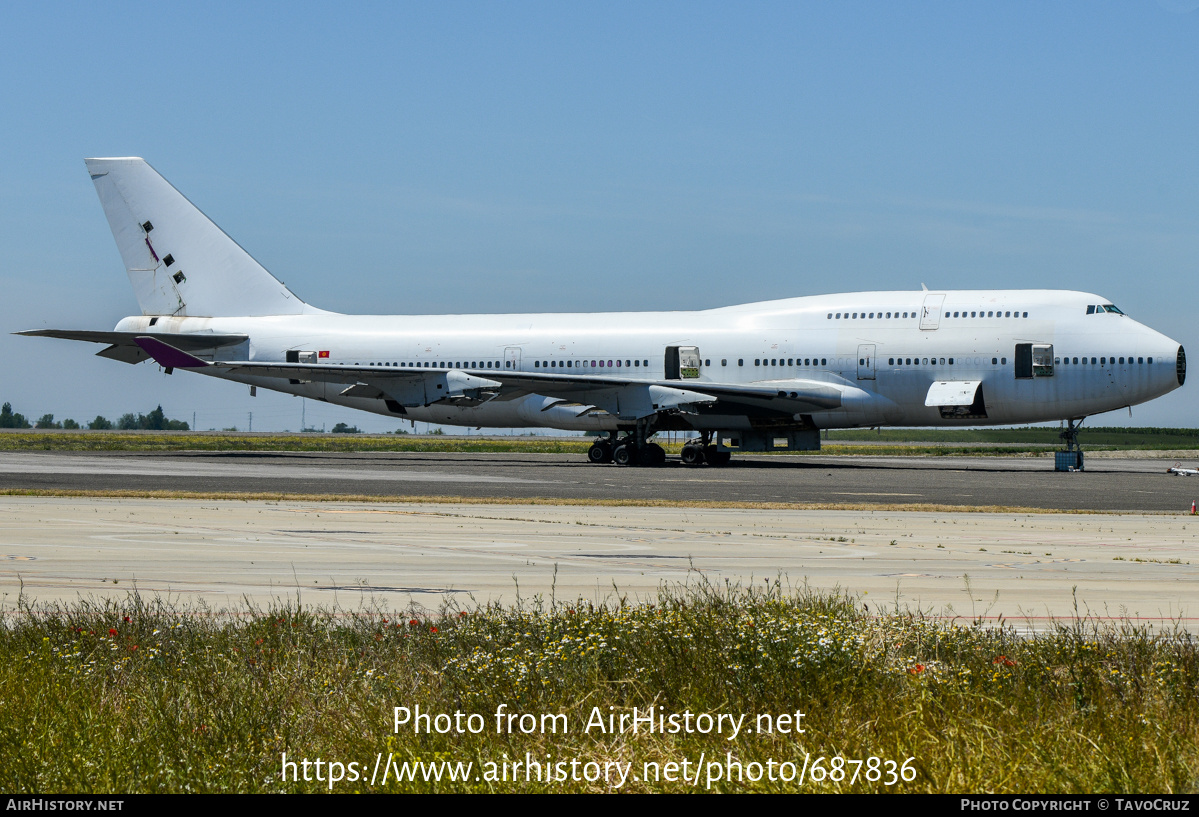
[85,157,318,317]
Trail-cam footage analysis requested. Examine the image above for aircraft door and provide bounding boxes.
[665,346,701,379]
[504,346,522,371]
[678,346,701,379]
[1015,343,1054,379]
[285,349,316,384]
[920,294,945,330]
[857,344,876,380]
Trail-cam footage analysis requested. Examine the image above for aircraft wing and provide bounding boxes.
[130,336,845,420]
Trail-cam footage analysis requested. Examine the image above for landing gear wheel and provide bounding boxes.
[704,445,731,466]
[613,444,638,466]
[644,443,666,466]
[587,441,613,464]
[680,445,705,466]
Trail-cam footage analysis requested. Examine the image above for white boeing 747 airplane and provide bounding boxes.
[20,158,1186,467]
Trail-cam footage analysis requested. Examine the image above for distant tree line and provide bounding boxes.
[0,403,188,431]
[0,404,32,429]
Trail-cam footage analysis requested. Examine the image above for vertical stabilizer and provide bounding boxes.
[85,157,318,317]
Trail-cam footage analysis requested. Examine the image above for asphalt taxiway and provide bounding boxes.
[3,495,1197,627]
[3,451,1197,627]
[2,450,1199,511]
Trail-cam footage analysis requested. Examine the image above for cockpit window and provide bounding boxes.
[1103,304,1124,315]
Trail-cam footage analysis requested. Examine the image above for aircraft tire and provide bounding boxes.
[680,445,705,465]
[645,443,666,466]
[704,445,731,466]
[613,444,638,466]
[588,442,613,464]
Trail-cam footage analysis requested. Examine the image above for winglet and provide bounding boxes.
[134,336,210,368]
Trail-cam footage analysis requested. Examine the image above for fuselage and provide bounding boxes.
[113,288,1185,433]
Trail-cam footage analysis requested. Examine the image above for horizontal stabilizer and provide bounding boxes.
[17,329,248,349]
[16,328,248,366]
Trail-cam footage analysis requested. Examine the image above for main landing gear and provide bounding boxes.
[587,430,730,467]
[587,431,666,467]
[680,433,731,467]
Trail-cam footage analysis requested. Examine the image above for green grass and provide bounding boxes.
[0,431,595,454]
[3,426,1198,455]
[2,583,1196,793]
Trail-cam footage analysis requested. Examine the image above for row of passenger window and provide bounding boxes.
[747,358,828,367]
[888,357,1008,366]
[944,310,1029,319]
[829,311,917,320]
[825,309,1031,320]
[878,355,1156,368]
[366,360,505,369]
[357,353,1155,372]
[1058,356,1153,365]
[360,359,662,371]
[534,359,651,369]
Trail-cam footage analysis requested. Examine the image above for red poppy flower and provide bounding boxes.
[108,628,118,637]
[429,627,438,633]
[909,664,925,674]
[409,619,420,627]
[123,616,131,623]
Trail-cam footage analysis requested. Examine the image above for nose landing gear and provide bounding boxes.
[1055,417,1085,472]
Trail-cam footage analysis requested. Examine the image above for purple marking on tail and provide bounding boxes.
[134,336,209,368]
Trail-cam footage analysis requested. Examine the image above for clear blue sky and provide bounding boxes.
[2,2,1197,431]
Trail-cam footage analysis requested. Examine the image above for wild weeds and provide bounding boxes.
[1,584,1195,792]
